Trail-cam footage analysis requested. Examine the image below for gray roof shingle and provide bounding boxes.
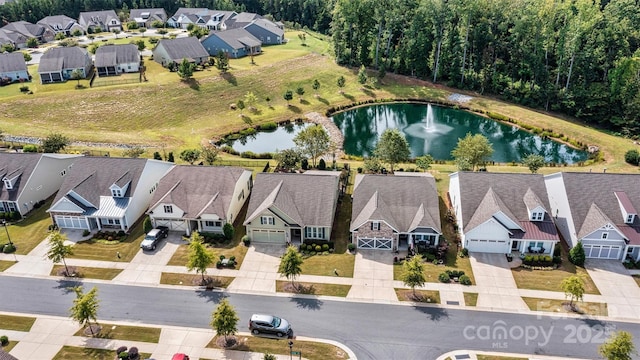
[37,15,79,31]
[38,47,88,73]
[155,37,209,62]
[0,52,27,73]
[0,153,41,201]
[129,8,167,22]
[205,28,261,50]
[95,44,139,67]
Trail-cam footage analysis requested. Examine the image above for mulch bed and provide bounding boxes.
[215,336,239,349]
[282,282,315,294]
[82,324,102,337]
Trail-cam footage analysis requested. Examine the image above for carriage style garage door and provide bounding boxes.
[154,219,188,232]
[55,215,88,229]
[466,239,510,253]
[583,245,622,259]
[357,237,392,250]
[252,229,286,243]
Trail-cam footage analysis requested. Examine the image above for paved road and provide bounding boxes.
[1,276,639,360]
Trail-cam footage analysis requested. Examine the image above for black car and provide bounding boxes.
[140,226,169,251]
[249,314,292,337]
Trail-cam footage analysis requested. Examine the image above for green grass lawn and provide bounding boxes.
[464,292,478,306]
[394,289,440,303]
[276,280,351,297]
[0,260,16,272]
[50,265,122,280]
[393,245,475,284]
[1,341,18,353]
[329,196,352,254]
[522,297,608,316]
[300,253,355,278]
[53,346,151,360]
[67,221,144,262]
[160,273,234,288]
[73,323,160,343]
[0,314,36,331]
[0,197,54,255]
[206,335,349,360]
[633,275,640,287]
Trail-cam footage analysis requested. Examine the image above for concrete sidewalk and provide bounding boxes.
[437,350,593,360]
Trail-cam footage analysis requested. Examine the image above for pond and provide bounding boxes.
[227,122,313,154]
[331,103,588,163]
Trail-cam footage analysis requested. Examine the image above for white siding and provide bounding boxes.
[150,202,185,219]
[125,160,174,228]
[448,172,465,244]
[226,170,252,224]
[544,172,578,247]
[466,219,511,242]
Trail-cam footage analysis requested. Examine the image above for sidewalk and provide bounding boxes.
[437,350,593,360]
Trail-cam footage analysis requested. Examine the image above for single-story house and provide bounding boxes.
[48,157,174,231]
[37,15,84,36]
[545,172,640,261]
[37,46,92,84]
[0,28,26,49]
[201,28,261,59]
[129,8,168,28]
[244,173,340,244]
[449,172,559,254]
[1,153,80,217]
[95,44,140,77]
[152,37,209,67]
[243,18,284,45]
[148,166,252,235]
[78,10,122,33]
[0,52,29,83]
[350,173,442,251]
[1,21,54,45]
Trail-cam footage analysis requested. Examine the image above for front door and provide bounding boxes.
[512,240,519,250]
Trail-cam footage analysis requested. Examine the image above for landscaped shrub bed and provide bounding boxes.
[299,242,335,256]
[0,211,20,221]
[92,230,127,243]
[523,255,553,267]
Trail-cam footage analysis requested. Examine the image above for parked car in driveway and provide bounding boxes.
[140,226,168,251]
[249,314,292,337]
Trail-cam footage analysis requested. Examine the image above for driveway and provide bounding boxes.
[112,232,182,285]
[347,250,397,302]
[226,244,284,293]
[585,259,640,319]
[470,253,528,311]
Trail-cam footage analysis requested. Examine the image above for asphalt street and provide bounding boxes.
[1,276,639,360]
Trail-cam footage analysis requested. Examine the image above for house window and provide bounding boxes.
[371,221,380,231]
[106,218,120,225]
[414,234,436,245]
[205,221,222,227]
[3,180,11,190]
[164,205,173,214]
[111,189,122,197]
[238,190,244,201]
[532,212,543,221]
[627,214,635,224]
[260,216,275,225]
[267,36,271,42]
[60,169,66,177]
[7,202,16,211]
[305,227,325,239]
[601,232,609,239]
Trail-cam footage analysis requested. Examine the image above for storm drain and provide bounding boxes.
[446,301,460,305]
[455,355,471,359]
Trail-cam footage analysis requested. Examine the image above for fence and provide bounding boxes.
[91,76,140,88]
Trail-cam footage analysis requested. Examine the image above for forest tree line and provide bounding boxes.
[2,0,639,135]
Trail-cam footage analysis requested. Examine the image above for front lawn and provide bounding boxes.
[73,323,160,343]
[50,265,122,280]
[53,346,151,360]
[206,335,349,360]
[464,292,478,307]
[0,314,36,331]
[160,273,234,288]
[275,280,351,297]
[0,197,54,255]
[512,260,600,295]
[393,245,475,285]
[300,253,355,278]
[67,220,145,262]
[522,297,608,316]
[394,289,440,303]
[0,260,16,272]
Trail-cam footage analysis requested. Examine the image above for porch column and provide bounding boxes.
[95,218,102,230]
[120,217,125,230]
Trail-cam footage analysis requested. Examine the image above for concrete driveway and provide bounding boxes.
[470,252,528,311]
[112,232,183,285]
[227,244,284,293]
[585,259,640,319]
[347,250,397,302]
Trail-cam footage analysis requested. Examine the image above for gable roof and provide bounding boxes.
[0,153,41,201]
[52,157,147,210]
[350,174,441,233]
[37,15,79,31]
[245,18,284,37]
[244,173,338,227]
[129,8,167,22]
[95,44,139,67]
[226,12,263,28]
[204,28,261,50]
[0,52,27,73]
[155,37,209,61]
[557,172,640,236]
[38,47,88,73]
[149,166,248,219]
[78,10,120,27]
[0,349,19,360]
[465,187,519,232]
[1,21,47,38]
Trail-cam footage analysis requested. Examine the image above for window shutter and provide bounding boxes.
[370,222,373,230]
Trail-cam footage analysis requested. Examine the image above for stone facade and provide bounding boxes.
[353,220,397,242]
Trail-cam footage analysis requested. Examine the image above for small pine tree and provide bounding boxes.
[358,65,367,84]
[211,299,239,344]
[167,152,175,163]
[153,151,162,160]
[278,246,304,288]
[318,158,326,170]
[301,158,309,170]
[569,241,585,266]
[223,222,234,240]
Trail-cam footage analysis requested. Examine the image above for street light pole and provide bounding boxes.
[2,220,13,246]
[288,340,293,360]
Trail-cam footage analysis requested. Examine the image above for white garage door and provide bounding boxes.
[154,219,187,232]
[584,245,622,259]
[357,238,392,250]
[252,229,286,243]
[466,239,510,253]
[55,215,88,229]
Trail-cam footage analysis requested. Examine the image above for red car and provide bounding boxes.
[172,354,189,360]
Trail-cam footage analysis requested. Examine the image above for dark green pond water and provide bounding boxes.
[332,103,588,163]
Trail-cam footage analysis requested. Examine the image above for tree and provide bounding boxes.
[72,29,83,37]
[278,246,303,288]
[200,145,219,165]
[177,58,195,80]
[415,155,434,171]
[112,29,120,39]
[293,124,330,168]
[122,146,145,158]
[236,99,245,115]
[599,331,636,360]
[134,39,145,51]
[210,298,239,344]
[275,148,302,171]
[138,28,147,37]
[296,86,305,101]
[151,20,165,29]
[223,222,234,240]
[312,79,320,96]
[157,29,168,38]
[374,128,410,173]
[401,255,426,296]
[143,216,153,233]
[46,231,73,276]
[41,133,70,153]
[624,149,640,166]
[358,65,368,84]
[451,133,493,171]
[179,148,201,164]
[283,90,293,105]
[69,286,99,336]
[363,157,382,173]
[26,37,38,48]
[523,154,545,173]
[153,151,162,160]
[244,91,257,112]
[167,152,175,163]
[216,50,229,73]
[337,75,346,92]
[126,21,139,30]
[561,275,585,308]
[22,52,31,62]
[569,241,586,266]
[55,32,66,41]
[186,232,214,284]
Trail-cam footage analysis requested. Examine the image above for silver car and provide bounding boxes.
[249,314,292,337]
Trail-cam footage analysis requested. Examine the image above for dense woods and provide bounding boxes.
[2,0,639,135]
